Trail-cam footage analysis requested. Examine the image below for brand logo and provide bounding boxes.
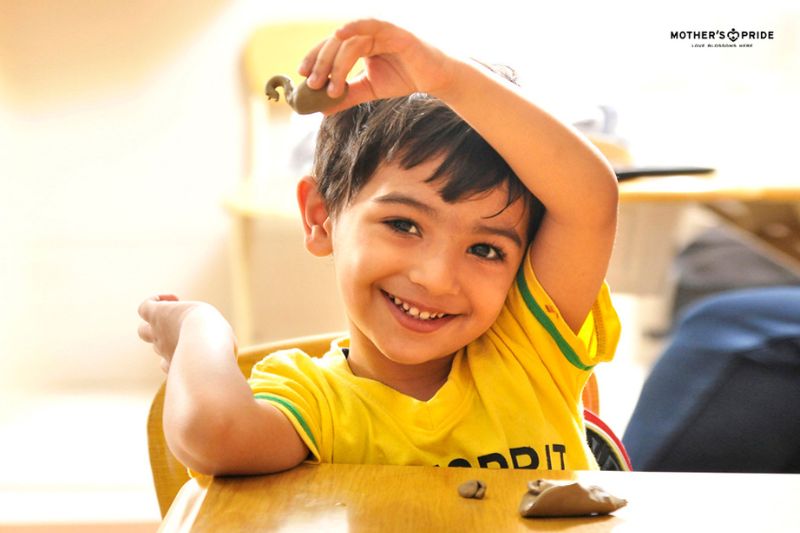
[670,28,774,48]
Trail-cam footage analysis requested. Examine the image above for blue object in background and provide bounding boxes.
[623,286,800,473]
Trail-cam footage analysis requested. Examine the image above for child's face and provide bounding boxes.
[329,157,530,369]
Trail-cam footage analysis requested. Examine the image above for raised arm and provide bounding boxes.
[440,61,619,331]
[302,19,618,331]
[137,297,308,474]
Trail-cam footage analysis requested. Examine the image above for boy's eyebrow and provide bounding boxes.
[375,192,523,248]
[373,192,438,218]
[473,222,523,248]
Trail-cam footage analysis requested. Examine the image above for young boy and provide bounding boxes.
[137,19,620,475]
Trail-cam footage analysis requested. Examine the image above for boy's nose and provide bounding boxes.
[407,248,461,296]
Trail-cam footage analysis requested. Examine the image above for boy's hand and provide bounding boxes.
[299,19,455,115]
[137,295,226,373]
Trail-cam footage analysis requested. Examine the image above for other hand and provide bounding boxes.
[137,294,205,373]
[299,18,456,115]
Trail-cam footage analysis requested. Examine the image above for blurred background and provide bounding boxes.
[1,0,798,529]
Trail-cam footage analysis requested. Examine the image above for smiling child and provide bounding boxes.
[138,18,620,474]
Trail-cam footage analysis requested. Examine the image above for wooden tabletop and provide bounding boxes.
[160,463,800,532]
[617,172,800,203]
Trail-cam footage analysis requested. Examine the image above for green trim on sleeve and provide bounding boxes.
[254,393,318,449]
[515,267,594,371]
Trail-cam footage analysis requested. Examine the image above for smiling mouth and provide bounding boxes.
[382,291,450,321]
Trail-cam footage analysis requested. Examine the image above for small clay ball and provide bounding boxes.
[458,479,487,499]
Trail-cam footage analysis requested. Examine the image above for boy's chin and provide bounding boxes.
[376,339,458,367]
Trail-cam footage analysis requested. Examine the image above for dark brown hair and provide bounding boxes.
[312,76,544,241]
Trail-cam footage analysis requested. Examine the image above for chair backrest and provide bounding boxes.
[147,333,613,517]
[585,409,633,471]
[583,371,600,414]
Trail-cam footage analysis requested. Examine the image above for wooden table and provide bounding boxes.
[617,171,800,276]
[617,172,800,203]
[608,172,800,323]
[160,463,800,532]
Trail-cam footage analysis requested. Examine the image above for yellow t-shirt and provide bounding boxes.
[248,254,620,470]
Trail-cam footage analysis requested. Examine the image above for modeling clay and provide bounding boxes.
[457,480,487,499]
[519,479,627,518]
[265,75,348,115]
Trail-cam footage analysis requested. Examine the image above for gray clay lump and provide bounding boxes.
[519,479,627,518]
[265,75,348,115]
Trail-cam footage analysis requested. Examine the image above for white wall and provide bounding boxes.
[1,0,797,393]
[1,0,242,390]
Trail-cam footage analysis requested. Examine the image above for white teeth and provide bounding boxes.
[387,292,446,321]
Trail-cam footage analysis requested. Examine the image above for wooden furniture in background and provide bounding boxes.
[704,200,800,275]
[609,171,800,334]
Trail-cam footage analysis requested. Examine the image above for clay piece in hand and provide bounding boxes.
[457,480,487,499]
[519,479,627,518]
[265,75,348,115]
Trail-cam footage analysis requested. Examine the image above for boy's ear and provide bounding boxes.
[297,176,333,256]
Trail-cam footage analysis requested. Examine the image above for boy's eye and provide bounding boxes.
[469,243,505,261]
[385,219,420,235]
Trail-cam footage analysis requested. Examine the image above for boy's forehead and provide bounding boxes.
[359,160,528,228]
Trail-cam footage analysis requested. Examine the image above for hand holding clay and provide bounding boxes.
[265,75,348,115]
[519,479,627,518]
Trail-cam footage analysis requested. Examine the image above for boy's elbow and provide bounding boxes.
[597,158,619,202]
[164,408,245,475]
[602,171,619,222]
[163,402,306,476]
[164,400,282,475]
[584,166,619,227]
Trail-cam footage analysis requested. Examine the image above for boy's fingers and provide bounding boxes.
[336,34,374,64]
[308,36,343,89]
[328,35,373,97]
[335,18,386,42]
[298,39,326,77]
[137,297,156,320]
[137,294,179,320]
[322,78,377,116]
[336,19,409,57]
[137,322,155,343]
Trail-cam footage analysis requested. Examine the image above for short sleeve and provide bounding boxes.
[484,248,621,405]
[247,350,327,462]
[507,248,620,369]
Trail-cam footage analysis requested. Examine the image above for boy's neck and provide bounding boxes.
[345,334,454,402]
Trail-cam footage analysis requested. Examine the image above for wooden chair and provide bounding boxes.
[147,333,625,518]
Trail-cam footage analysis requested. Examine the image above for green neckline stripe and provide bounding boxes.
[515,267,594,371]
[254,393,318,449]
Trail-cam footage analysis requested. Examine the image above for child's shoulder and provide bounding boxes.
[249,341,347,379]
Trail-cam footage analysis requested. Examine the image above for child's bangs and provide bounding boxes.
[394,106,527,216]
